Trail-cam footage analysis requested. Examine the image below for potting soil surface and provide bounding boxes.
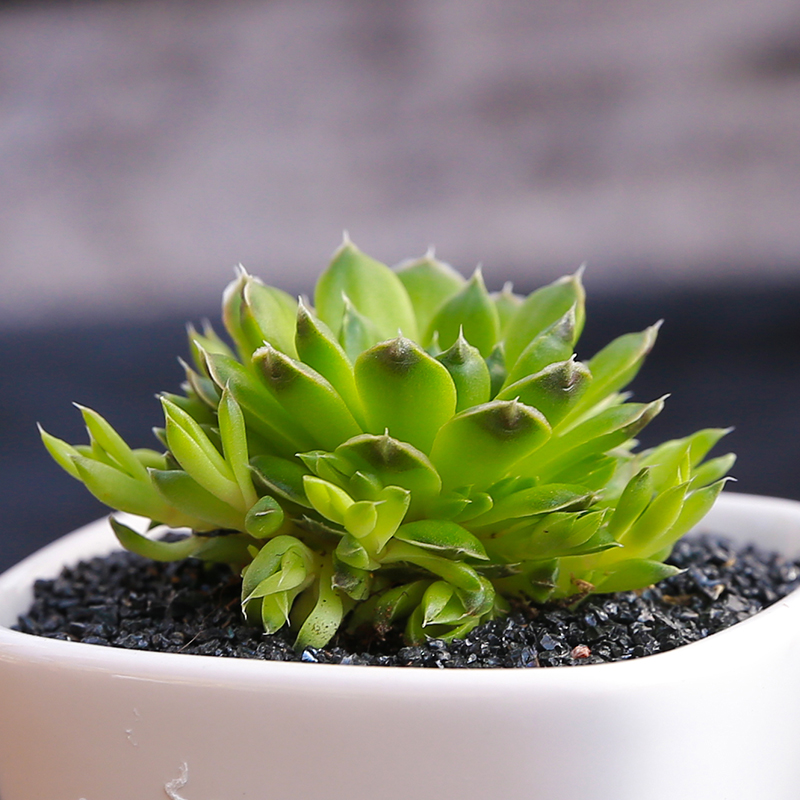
[14,535,800,667]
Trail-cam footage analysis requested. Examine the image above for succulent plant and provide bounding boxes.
[40,237,735,650]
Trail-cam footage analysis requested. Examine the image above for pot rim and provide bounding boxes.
[1,491,799,693]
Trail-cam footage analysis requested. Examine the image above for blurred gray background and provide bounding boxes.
[1,0,800,568]
[2,0,800,326]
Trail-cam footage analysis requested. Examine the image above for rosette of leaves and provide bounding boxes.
[40,236,735,650]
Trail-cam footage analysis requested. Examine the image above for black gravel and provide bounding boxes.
[14,535,800,668]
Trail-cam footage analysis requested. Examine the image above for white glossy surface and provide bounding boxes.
[1,493,799,800]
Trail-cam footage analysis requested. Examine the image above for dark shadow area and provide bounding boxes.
[2,282,799,573]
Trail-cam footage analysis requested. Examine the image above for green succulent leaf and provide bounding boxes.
[420,580,456,625]
[76,405,150,481]
[187,320,236,376]
[549,454,618,493]
[485,343,507,399]
[504,268,585,371]
[591,559,682,594]
[497,359,592,427]
[72,455,183,524]
[383,540,484,594]
[253,343,362,451]
[452,491,494,522]
[492,283,524,336]
[436,331,492,412]
[249,454,313,508]
[561,322,661,427]
[303,476,354,525]
[150,468,246,531]
[338,295,385,361]
[244,495,285,539]
[690,453,736,489]
[218,385,258,508]
[204,351,314,454]
[343,500,379,539]
[332,433,441,516]
[473,484,594,528]
[394,519,489,560]
[315,236,418,342]
[294,556,347,650]
[355,337,457,453]
[618,482,689,554]
[427,268,500,357]
[336,534,377,570]
[179,359,221,409]
[295,300,365,425]
[221,266,253,362]
[110,517,203,562]
[241,535,315,630]
[430,399,551,491]
[38,425,83,480]
[41,241,734,651]
[240,275,299,358]
[652,478,731,551]
[395,251,465,336]
[161,395,243,510]
[525,397,666,480]
[332,557,372,600]
[368,580,429,633]
[503,304,578,388]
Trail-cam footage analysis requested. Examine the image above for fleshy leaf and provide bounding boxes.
[618,482,689,553]
[394,519,489,560]
[187,320,235,375]
[382,540,484,594]
[472,484,594,527]
[76,405,149,481]
[294,557,346,649]
[240,276,298,358]
[160,396,243,510]
[295,300,365,424]
[218,386,258,508]
[503,304,578,388]
[332,433,441,516]
[150,469,246,531]
[430,399,551,491]
[524,397,665,479]
[338,295,385,361]
[485,343,506,398]
[436,331,492,412]
[427,268,500,357]
[253,343,362,451]
[110,518,203,562]
[72,455,183,524]
[606,468,653,539]
[204,351,313,454]
[689,454,736,489]
[244,495,285,539]
[395,251,465,336]
[315,236,418,341]
[497,359,591,427]
[504,268,585,370]
[492,282,524,336]
[561,322,661,427]
[249,454,313,508]
[592,559,682,594]
[355,337,457,454]
[38,425,82,479]
[303,476,354,525]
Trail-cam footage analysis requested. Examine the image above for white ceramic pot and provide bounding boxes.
[1,492,799,800]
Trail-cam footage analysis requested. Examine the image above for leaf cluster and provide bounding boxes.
[41,238,734,649]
